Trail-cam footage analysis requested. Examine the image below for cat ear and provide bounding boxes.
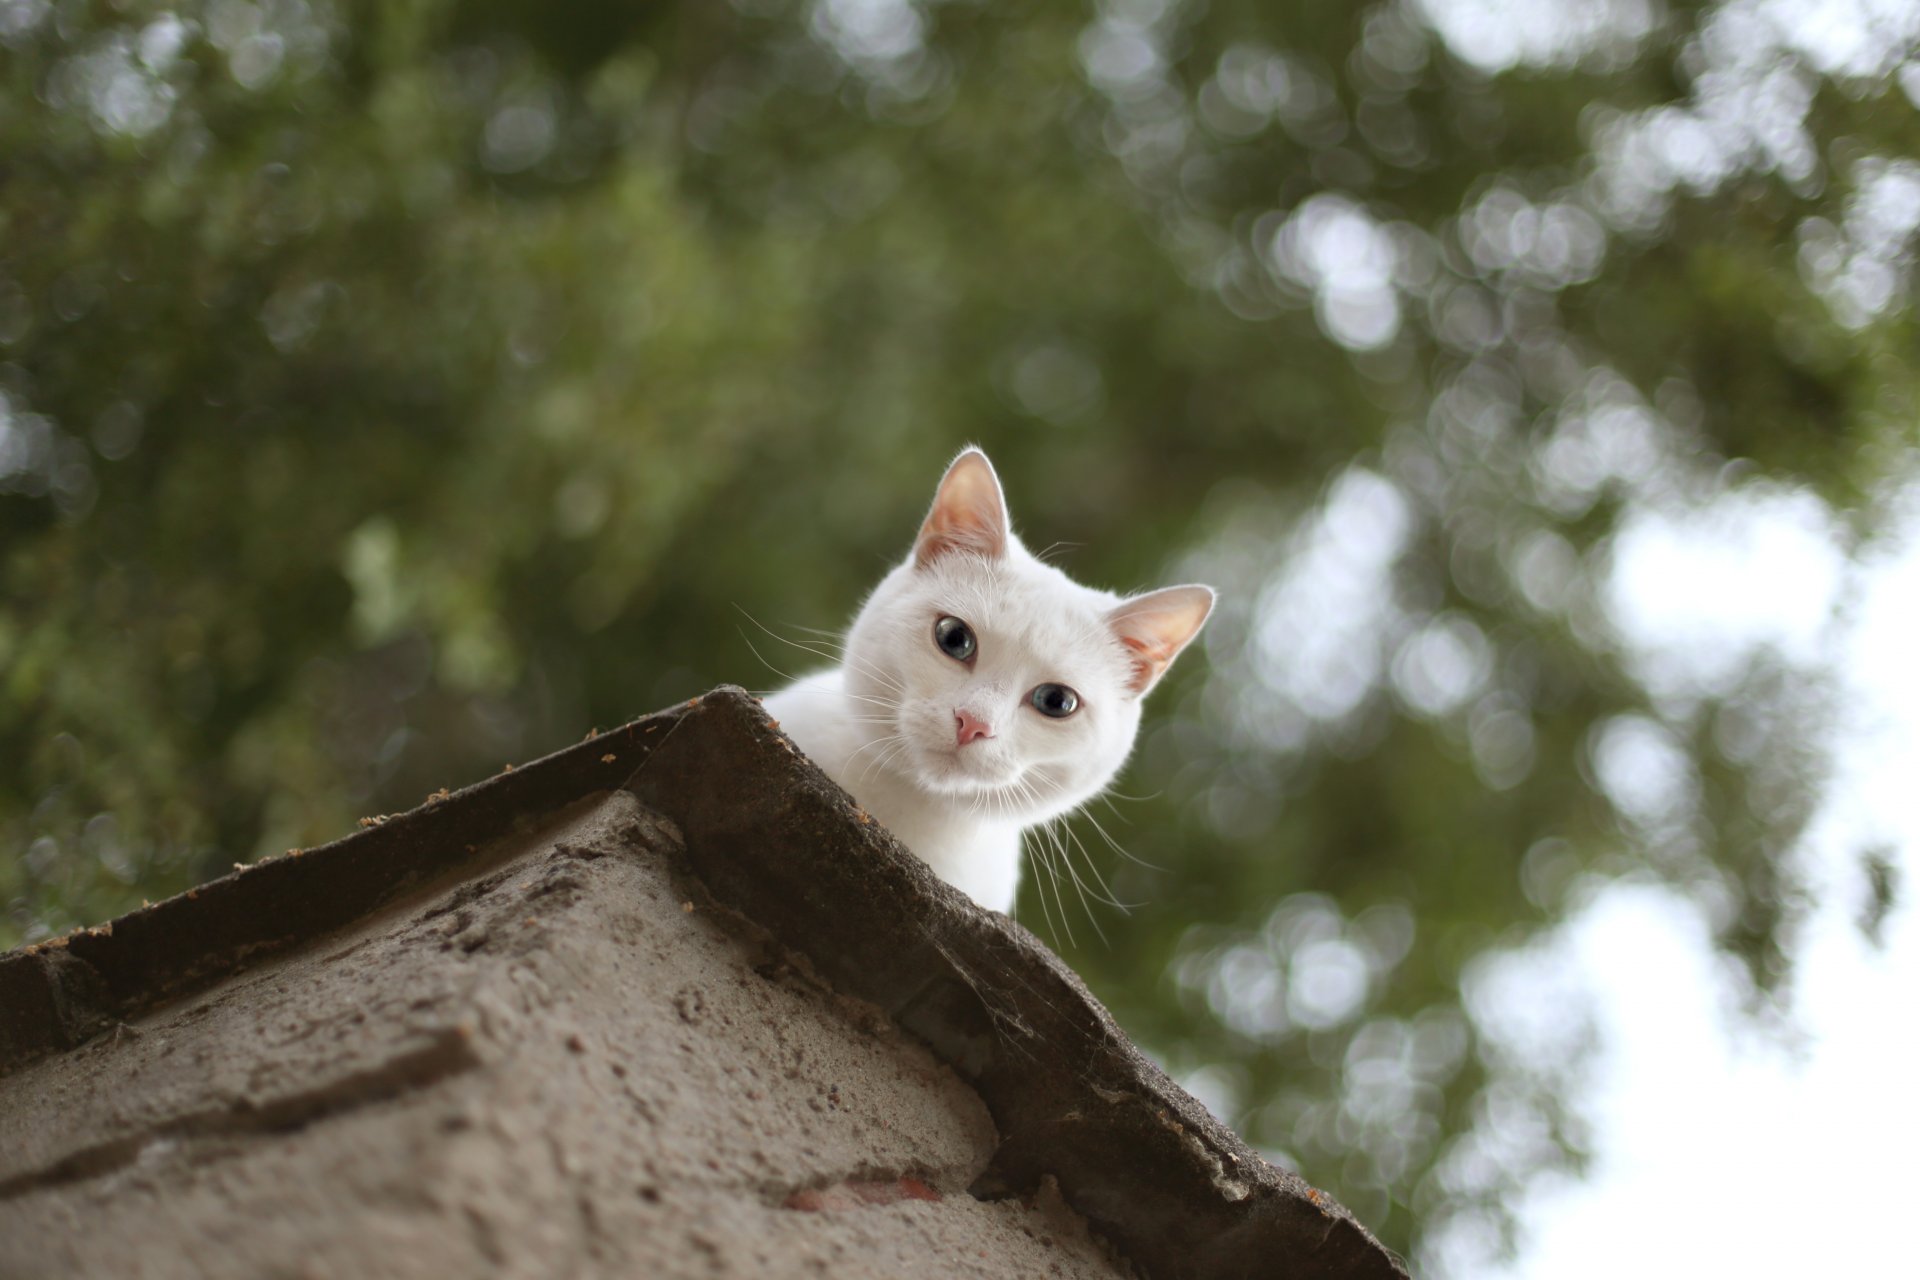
[914,447,1010,567]
[1108,585,1215,695]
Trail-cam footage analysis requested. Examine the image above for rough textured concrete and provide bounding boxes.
[1,795,1129,1279]
[0,688,1407,1279]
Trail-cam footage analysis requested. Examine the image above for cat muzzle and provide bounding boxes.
[954,709,994,746]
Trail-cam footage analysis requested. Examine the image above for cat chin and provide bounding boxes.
[901,743,1031,798]
[918,773,1021,801]
[907,762,1070,822]
[923,778,1055,823]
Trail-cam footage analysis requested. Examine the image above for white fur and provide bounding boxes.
[761,450,1211,913]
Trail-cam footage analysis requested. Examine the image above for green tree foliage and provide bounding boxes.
[4,0,1916,1265]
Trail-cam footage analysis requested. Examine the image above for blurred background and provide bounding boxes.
[3,0,1916,1272]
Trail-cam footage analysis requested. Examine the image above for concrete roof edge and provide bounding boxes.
[1,685,1407,1280]
[0,702,691,1075]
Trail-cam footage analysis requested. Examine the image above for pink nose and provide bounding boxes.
[955,709,993,746]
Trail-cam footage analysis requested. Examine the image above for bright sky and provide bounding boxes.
[1430,486,1920,1279]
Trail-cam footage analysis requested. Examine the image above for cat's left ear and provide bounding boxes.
[1108,585,1215,695]
[915,447,1010,567]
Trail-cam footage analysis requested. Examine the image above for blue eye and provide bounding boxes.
[934,616,976,662]
[1030,683,1079,718]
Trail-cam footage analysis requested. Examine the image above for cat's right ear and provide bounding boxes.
[915,448,1010,567]
[1108,584,1215,694]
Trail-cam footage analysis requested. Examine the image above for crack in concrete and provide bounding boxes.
[0,1024,482,1201]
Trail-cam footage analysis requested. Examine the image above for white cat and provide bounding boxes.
[761,448,1214,913]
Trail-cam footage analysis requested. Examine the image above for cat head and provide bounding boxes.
[844,447,1214,821]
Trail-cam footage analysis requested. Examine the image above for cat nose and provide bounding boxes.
[954,709,994,747]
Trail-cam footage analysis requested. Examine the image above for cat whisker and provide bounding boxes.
[1043,817,1109,947]
[1022,834,1063,947]
[853,737,911,786]
[844,732,905,770]
[733,606,906,696]
[841,657,910,699]
[1027,818,1075,950]
[736,626,804,688]
[739,641,898,718]
[1051,829,1113,947]
[771,630,858,660]
[858,753,899,787]
[1032,539,1083,565]
[1041,834,1076,949]
[1018,767,1151,909]
[843,731,903,758]
[1060,820,1140,914]
[971,790,1006,823]
[795,640,907,700]
[1081,807,1166,874]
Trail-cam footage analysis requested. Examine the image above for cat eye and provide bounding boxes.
[934,615,977,663]
[1029,683,1079,718]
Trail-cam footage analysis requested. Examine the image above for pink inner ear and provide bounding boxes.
[1115,634,1161,692]
[1109,586,1215,693]
[915,450,1009,566]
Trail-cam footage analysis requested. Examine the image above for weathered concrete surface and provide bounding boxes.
[1,794,1129,1278]
[0,711,678,1071]
[0,687,1407,1279]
